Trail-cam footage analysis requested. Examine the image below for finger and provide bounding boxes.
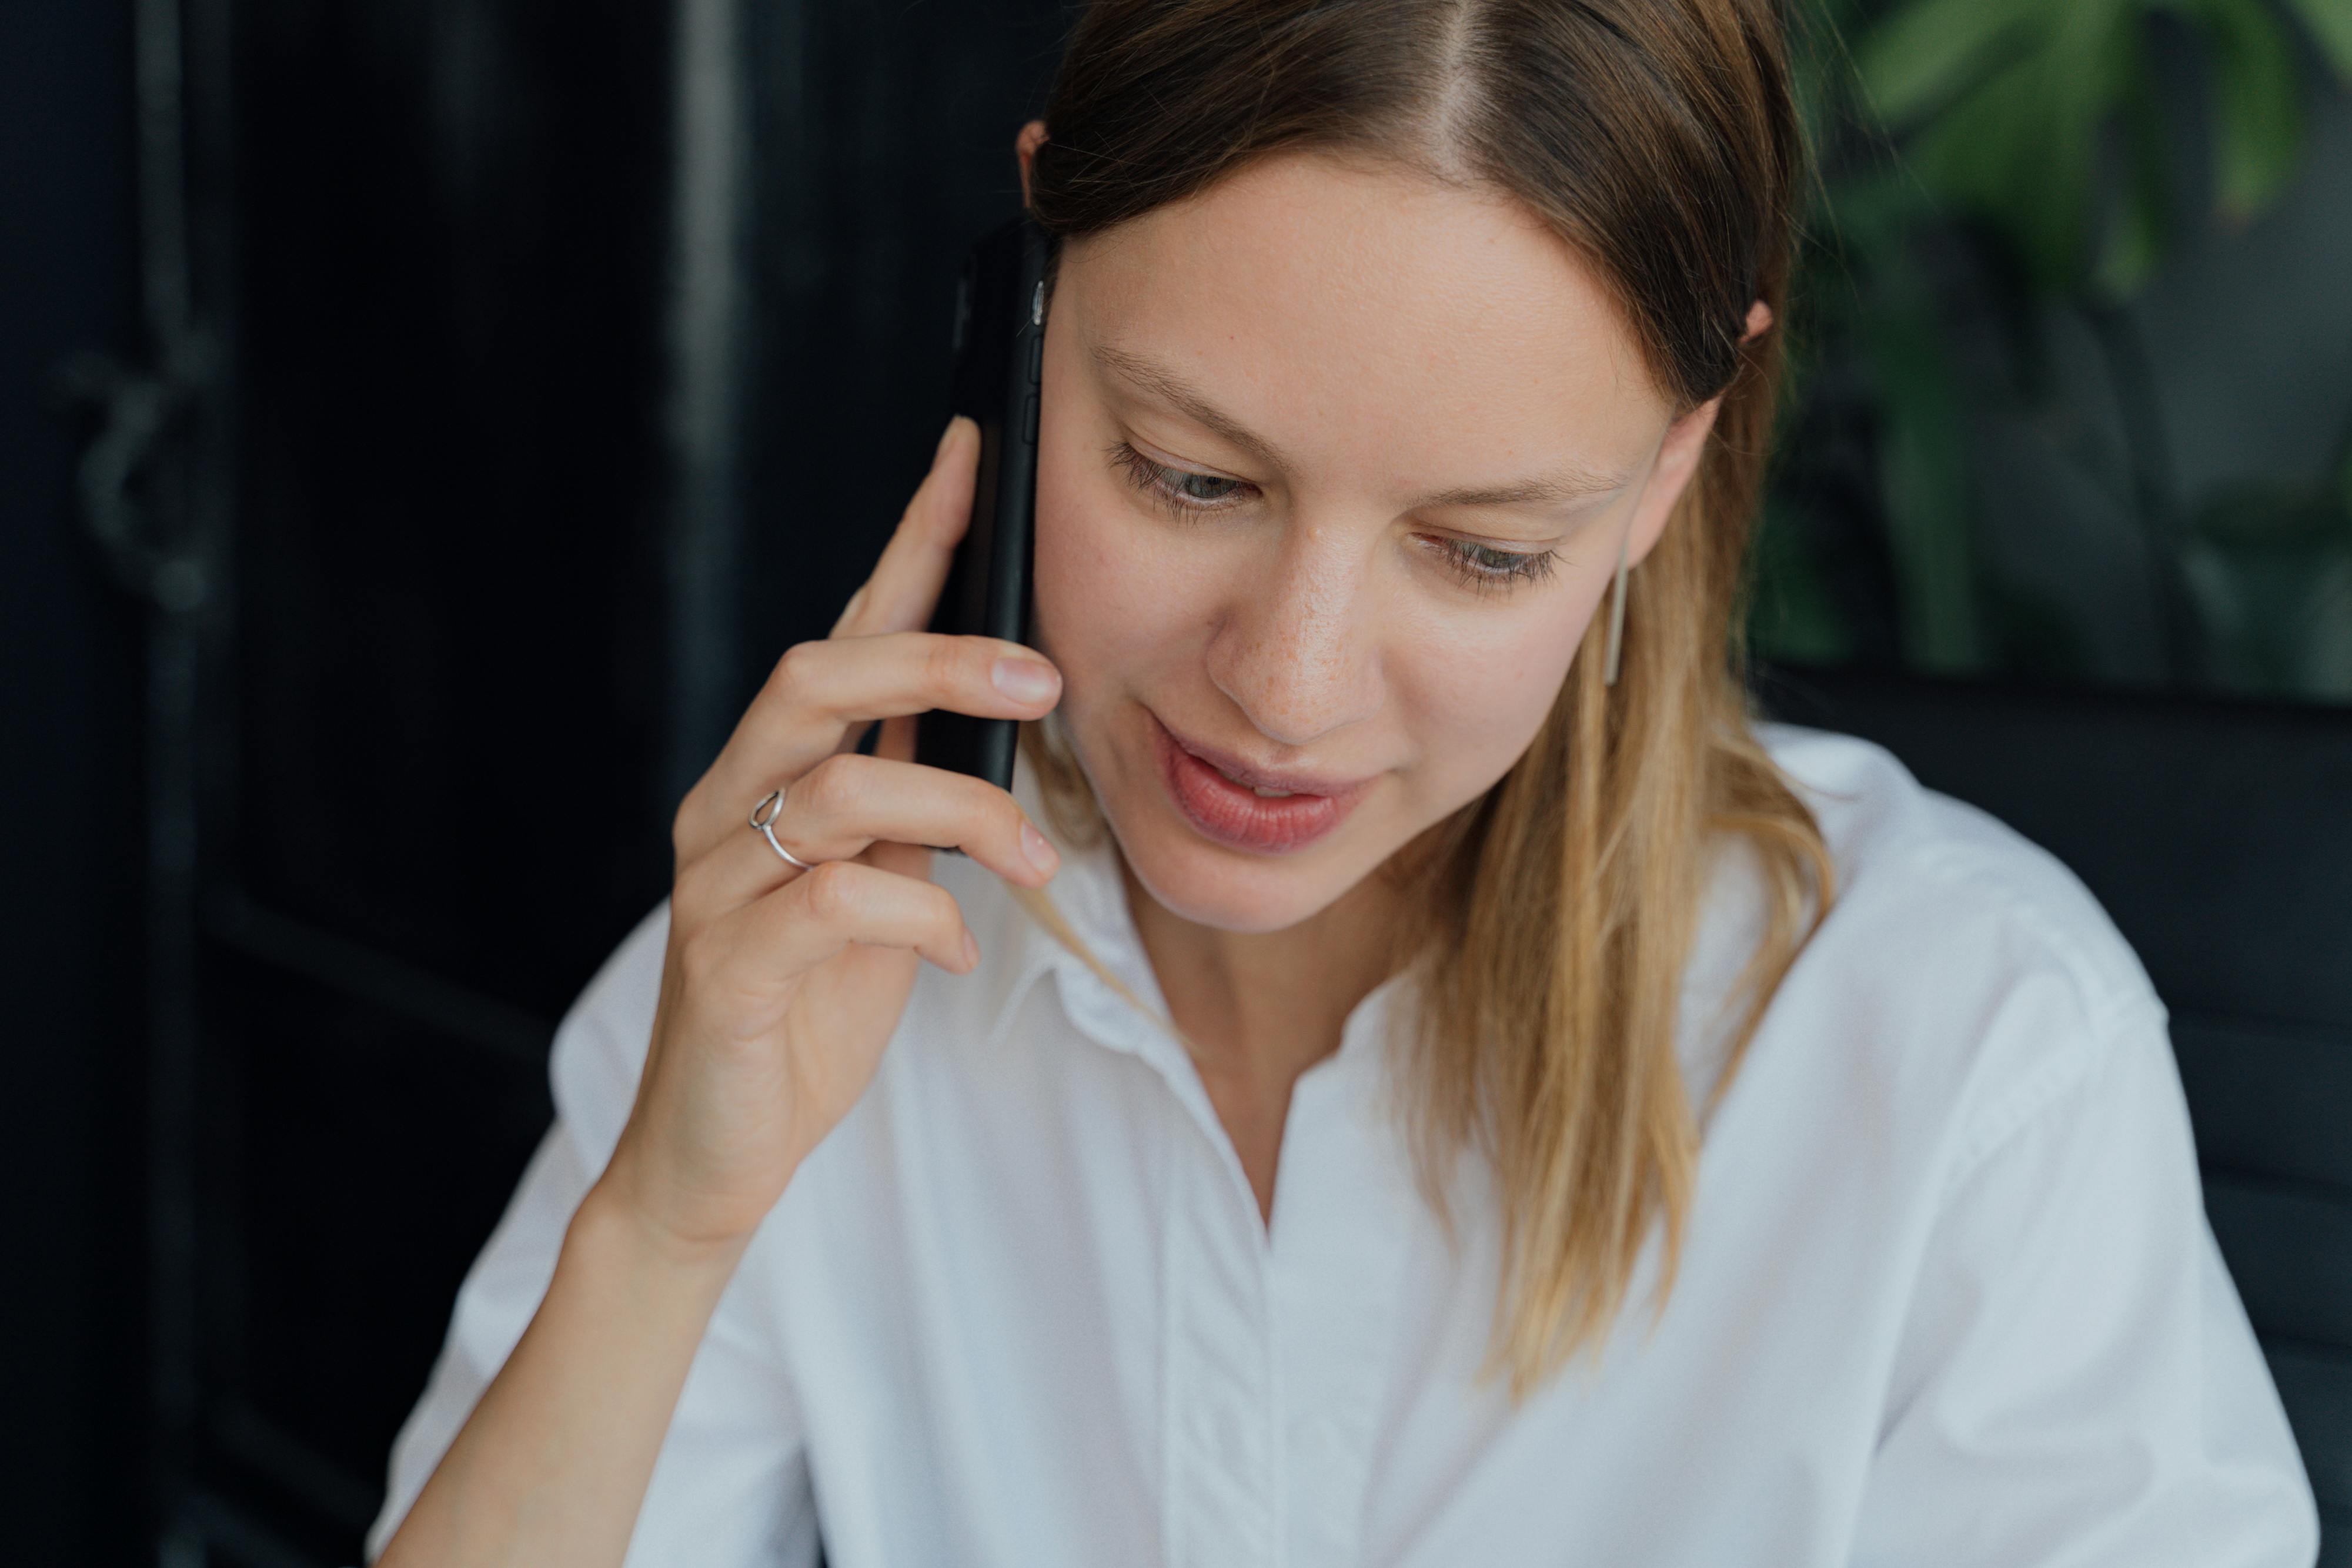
[676,806,818,935]
[713,858,978,981]
[781,632,1058,733]
[833,416,980,640]
[862,833,927,881]
[679,753,1057,921]
[683,751,1057,931]
[872,712,917,764]
[680,634,1060,860]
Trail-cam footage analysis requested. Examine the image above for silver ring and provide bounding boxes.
[749,788,816,871]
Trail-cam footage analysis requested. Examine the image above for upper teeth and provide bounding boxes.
[1214,762,1294,797]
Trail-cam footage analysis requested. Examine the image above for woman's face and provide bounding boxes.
[1031,148,1718,935]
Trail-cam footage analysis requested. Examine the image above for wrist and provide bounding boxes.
[572,1167,757,1290]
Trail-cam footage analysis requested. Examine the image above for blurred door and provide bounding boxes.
[127,0,1061,1562]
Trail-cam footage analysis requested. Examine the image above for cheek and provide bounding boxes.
[1031,463,1224,701]
[1389,598,1589,788]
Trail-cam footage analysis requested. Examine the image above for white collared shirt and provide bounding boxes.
[368,725,2317,1567]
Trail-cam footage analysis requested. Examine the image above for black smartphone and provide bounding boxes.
[913,213,1051,795]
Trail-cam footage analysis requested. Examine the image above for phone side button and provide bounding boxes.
[1028,333,1044,383]
[1023,393,1039,443]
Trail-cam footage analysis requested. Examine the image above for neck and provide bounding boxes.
[1120,853,1408,1093]
[1119,849,1414,1226]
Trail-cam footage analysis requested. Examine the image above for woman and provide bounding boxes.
[370,1,2317,1563]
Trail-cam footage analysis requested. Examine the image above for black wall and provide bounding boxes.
[6,2,1067,1562]
[2,2,148,1563]
[207,2,675,1551]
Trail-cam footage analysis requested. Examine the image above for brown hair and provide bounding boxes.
[1014,0,1832,1394]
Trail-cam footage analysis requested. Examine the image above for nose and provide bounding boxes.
[1203,515,1385,750]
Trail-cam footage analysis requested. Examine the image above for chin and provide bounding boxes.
[1111,815,1362,934]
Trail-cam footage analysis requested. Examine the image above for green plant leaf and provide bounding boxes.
[2094,42,2176,296]
[2191,484,2348,544]
[1748,499,1857,666]
[1853,0,2042,128]
[1885,0,2149,290]
[1856,0,2334,293]
[2187,0,2308,220]
[1909,38,2099,289]
[2181,487,2352,697]
[2277,0,2352,81]
[1862,292,1985,671]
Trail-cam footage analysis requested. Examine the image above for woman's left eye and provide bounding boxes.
[1110,443,1252,511]
[1429,537,1559,593]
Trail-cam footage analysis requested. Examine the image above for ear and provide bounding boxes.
[1621,300,1772,569]
[1622,394,1722,570]
[1015,120,1049,209]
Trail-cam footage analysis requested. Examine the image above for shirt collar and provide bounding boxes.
[978,748,1417,1084]
[973,751,1174,1063]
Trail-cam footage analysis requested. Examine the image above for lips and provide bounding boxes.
[1147,711,1374,855]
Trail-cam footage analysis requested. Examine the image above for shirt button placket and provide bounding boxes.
[1167,1128,1278,1568]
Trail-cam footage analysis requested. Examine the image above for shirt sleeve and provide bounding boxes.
[365,904,820,1567]
[1849,998,2320,1568]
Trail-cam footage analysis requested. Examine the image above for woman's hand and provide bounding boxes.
[598,415,1063,1258]
[377,418,1054,1568]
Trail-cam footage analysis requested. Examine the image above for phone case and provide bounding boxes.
[914,214,1050,795]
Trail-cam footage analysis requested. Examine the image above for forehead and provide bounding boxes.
[1057,149,1669,483]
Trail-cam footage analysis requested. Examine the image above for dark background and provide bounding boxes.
[9,0,1068,1560]
[7,5,145,1563]
[5,1,2347,1564]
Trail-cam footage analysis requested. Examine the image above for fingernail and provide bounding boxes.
[991,656,1060,705]
[936,415,965,460]
[961,929,981,970]
[1020,820,1060,878]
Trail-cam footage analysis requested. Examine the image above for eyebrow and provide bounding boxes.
[1093,342,1288,470]
[1416,470,1623,510]
[1090,342,1626,513]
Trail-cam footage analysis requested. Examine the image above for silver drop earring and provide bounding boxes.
[1602,535,1630,687]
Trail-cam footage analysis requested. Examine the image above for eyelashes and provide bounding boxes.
[1105,441,1560,595]
[1441,537,1559,594]
[1109,441,1250,509]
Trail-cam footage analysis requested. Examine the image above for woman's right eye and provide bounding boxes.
[1108,442,1254,513]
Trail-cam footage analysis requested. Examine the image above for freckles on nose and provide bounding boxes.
[1214,552,1382,743]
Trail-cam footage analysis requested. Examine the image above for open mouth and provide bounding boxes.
[1145,711,1372,855]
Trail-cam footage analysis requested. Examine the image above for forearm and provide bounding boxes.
[375,1176,752,1568]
